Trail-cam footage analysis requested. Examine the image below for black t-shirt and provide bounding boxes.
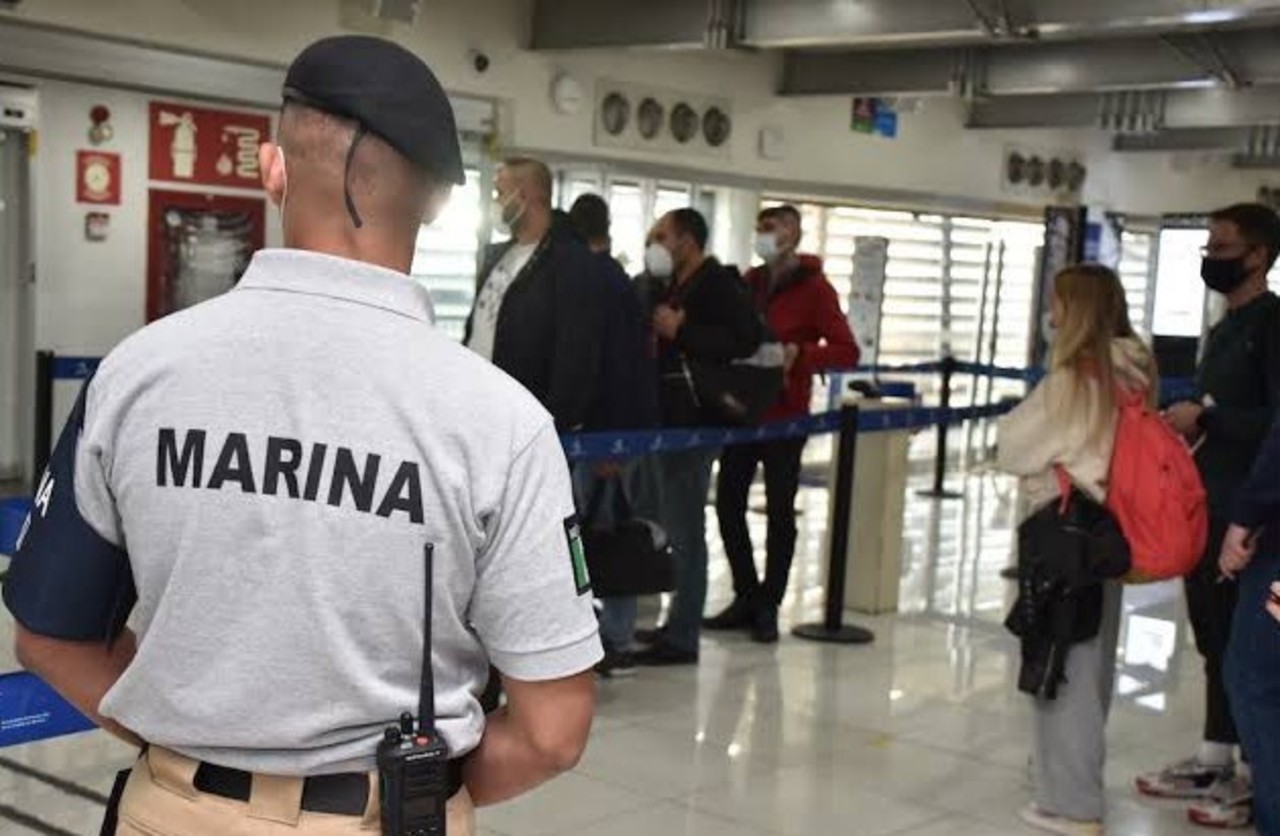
[1196,291,1280,513]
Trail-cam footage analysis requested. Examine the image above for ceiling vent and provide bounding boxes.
[1003,145,1085,198]
[367,0,420,25]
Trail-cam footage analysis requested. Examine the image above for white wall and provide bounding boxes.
[3,0,1271,216]
[8,77,279,440]
[25,79,280,353]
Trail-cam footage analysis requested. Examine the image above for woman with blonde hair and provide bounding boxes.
[999,264,1158,836]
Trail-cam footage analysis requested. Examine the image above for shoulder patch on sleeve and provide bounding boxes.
[564,514,591,596]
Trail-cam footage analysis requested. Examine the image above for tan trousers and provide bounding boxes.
[116,747,475,836]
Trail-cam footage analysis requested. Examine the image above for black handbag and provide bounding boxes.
[581,483,675,597]
[662,345,786,428]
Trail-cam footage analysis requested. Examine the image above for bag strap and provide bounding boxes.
[583,476,634,527]
[1053,465,1073,515]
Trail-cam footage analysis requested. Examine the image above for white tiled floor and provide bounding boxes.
[1,467,1218,835]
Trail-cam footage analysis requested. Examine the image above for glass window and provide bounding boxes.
[606,180,646,274]
[762,197,1043,462]
[1119,230,1155,335]
[410,167,483,342]
[561,175,602,211]
[654,184,691,223]
[1152,227,1208,337]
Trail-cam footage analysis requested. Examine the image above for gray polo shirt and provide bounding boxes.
[60,249,601,775]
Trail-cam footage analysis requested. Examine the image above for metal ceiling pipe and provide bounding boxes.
[532,0,1280,51]
[970,86,1280,130]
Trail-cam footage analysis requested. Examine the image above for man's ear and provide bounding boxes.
[259,142,286,208]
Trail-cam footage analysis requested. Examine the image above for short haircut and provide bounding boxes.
[758,204,801,228]
[501,156,553,203]
[1210,202,1280,269]
[569,193,610,242]
[666,207,709,251]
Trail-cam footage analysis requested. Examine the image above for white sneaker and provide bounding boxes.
[1187,772,1253,830]
[1019,804,1104,836]
[1135,757,1233,800]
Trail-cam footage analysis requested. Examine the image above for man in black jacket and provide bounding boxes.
[465,158,603,431]
[633,208,764,666]
[1138,203,1280,825]
[565,194,661,676]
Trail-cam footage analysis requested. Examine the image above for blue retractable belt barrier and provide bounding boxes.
[561,400,1018,462]
[0,498,30,556]
[50,357,100,381]
[0,673,95,748]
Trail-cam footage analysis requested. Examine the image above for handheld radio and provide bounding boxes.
[377,544,452,836]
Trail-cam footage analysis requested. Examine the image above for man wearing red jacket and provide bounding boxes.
[707,205,860,643]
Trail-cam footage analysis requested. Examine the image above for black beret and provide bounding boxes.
[283,35,465,185]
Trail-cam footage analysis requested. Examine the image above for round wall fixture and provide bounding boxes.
[1066,161,1087,191]
[637,98,664,140]
[1006,151,1026,184]
[551,74,585,115]
[703,106,732,147]
[1048,158,1066,190]
[670,102,698,144]
[1027,156,1046,187]
[600,92,631,136]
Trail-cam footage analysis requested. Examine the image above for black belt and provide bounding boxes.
[193,760,465,817]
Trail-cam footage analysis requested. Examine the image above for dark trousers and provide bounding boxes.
[661,447,718,654]
[715,438,807,607]
[1225,558,1280,835]
[1184,515,1240,745]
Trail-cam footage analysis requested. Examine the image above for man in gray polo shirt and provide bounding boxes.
[5,36,601,835]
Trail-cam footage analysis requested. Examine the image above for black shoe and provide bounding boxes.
[608,650,637,677]
[595,647,637,679]
[751,605,780,644]
[1000,565,1020,581]
[633,641,699,667]
[703,596,757,631]
[633,627,666,646]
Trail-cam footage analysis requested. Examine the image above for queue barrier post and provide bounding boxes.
[793,402,875,645]
[33,350,53,486]
[917,354,963,500]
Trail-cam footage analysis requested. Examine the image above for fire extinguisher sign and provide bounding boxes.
[148,100,271,190]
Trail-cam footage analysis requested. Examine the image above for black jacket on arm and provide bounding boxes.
[465,225,604,432]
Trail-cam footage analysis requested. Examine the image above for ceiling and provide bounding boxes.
[531,0,1280,168]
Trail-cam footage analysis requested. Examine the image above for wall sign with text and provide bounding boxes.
[148,100,271,190]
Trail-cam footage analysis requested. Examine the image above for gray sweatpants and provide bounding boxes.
[1032,582,1123,822]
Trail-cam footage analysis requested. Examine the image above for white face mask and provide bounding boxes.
[754,231,781,263]
[492,201,510,238]
[492,193,525,239]
[276,146,289,222]
[644,242,675,278]
[1041,311,1058,346]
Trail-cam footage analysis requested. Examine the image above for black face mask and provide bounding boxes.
[1201,255,1251,294]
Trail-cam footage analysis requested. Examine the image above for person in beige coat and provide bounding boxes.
[998,264,1158,836]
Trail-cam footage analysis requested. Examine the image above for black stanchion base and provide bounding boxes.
[791,623,876,645]
[916,488,964,500]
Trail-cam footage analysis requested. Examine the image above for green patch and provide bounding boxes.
[565,515,590,595]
